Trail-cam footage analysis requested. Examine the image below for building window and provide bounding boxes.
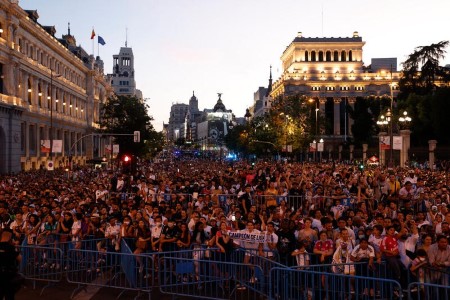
[355,86,364,91]
[305,51,309,62]
[326,51,331,62]
[349,50,353,61]
[340,86,350,91]
[311,51,316,62]
[326,86,335,91]
[318,51,324,62]
[341,51,346,61]
[334,51,339,61]
[311,86,321,91]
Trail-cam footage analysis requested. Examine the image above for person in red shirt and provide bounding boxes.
[380,225,403,292]
[313,230,334,263]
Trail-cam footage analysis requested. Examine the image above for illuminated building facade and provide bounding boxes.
[271,31,400,141]
[0,1,112,173]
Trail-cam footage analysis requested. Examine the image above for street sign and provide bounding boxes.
[133,131,140,143]
[47,160,54,171]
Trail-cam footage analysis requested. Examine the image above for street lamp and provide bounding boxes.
[49,70,61,162]
[398,111,411,125]
[308,98,319,161]
[280,112,290,155]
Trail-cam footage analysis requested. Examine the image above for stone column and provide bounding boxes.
[327,145,333,161]
[319,97,326,115]
[348,97,356,136]
[334,98,341,135]
[338,145,343,161]
[400,130,411,168]
[428,140,437,170]
[362,143,368,161]
[349,144,354,161]
[379,132,388,166]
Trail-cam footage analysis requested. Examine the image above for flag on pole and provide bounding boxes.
[90,29,96,39]
[98,36,106,45]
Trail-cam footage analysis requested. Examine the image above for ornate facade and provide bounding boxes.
[0,0,112,173]
[270,31,400,141]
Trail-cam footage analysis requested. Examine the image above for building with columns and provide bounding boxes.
[270,31,400,142]
[0,1,112,173]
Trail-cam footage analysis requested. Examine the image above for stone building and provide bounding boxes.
[106,45,143,99]
[0,1,112,173]
[270,31,400,142]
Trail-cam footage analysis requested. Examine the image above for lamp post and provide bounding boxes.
[308,98,319,161]
[49,70,61,162]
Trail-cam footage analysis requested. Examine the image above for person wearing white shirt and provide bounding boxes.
[240,221,263,264]
[105,216,121,251]
[263,222,278,259]
[397,225,419,268]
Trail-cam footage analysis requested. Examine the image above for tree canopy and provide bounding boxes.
[99,95,164,157]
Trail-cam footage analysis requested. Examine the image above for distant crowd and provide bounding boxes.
[0,157,449,291]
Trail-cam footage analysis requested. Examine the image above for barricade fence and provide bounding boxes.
[270,267,403,300]
[407,282,450,300]
[158,256,268,300]
[105,191,429,220]
[18,241,450,300]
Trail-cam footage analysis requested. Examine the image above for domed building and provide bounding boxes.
[196,93,233,147]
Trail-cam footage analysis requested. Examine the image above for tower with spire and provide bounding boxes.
[250,65,273,118]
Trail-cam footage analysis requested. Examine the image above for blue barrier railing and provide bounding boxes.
[270,266,403,300]
[407,281,450,300]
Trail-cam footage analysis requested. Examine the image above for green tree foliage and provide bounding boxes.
[400,88,450,145]
[225,94,314,156]
[399,40,449,97]
[348,96,390,146]
[99,95,163,157]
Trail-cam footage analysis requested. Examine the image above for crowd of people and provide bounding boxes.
[0,157,449,295]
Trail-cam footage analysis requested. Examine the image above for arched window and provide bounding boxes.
[349,50,353,61]
[334,51,339,61]
[326,51,331,62]
[318,51,324,62]
[305,51,309,62]
[311,51,316,62]
[341,51,346,61]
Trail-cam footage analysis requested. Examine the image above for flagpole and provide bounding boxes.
[92,27,94,55]
[98,40,99,57]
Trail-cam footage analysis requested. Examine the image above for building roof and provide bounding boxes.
[292,36,363,43]
[213,93,226,112]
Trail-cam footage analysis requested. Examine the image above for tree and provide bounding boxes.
[225,94,315,157]
[99,95,162,157]
[399,40,449,96]
[348,96,389,146]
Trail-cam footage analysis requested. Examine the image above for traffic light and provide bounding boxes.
[123,155,131,163]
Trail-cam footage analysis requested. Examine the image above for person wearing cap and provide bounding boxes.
[159,219,180,252]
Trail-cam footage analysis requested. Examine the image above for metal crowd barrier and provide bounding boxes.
[66,248,153,299]
[158,256,268,300]
[270,267,403,300]
[407,282,450,300]
[292,255,388,279]
[19,245,64,295]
